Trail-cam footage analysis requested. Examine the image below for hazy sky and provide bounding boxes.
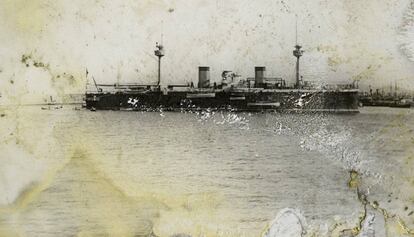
[0,0,413,101]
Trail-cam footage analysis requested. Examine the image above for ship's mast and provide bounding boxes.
[394,81,397,97]
[154,41,165,88]
[293,16,303,89]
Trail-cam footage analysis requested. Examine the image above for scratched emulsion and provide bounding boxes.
[1,0,414,237]
[399,0,414,61]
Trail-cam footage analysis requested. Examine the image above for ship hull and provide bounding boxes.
[86,89,359,113]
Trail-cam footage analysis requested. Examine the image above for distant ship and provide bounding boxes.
[359,97,411,108]
[85,42,359,113]
[41,96,63,110]
[359,86,411,108]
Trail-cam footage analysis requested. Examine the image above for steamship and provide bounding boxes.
[85,43,359,113]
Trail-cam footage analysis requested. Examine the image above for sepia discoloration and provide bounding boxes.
[1,0,414,103]
[1,0,51,35]
[399,0,414,62]
[0,1,414,236]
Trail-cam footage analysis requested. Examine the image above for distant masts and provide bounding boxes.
[154,41,165,87]
[293,16,304,89]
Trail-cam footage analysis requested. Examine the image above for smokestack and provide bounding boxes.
[255,67,266,88]
[198,67,210,88]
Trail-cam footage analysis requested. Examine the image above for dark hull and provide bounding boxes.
[86,89,359,113]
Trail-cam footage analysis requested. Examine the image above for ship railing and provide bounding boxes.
[86,83,162,93]
[101,83,159,89]
[245,77,285,82]
[245,77,287,89]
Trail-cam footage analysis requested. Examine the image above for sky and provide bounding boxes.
[0,0,413,102]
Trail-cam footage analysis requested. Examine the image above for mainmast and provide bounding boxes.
[293,16,303,89]
[154,41,165,88]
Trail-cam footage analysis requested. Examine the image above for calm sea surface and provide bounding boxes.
[0,106,413,236]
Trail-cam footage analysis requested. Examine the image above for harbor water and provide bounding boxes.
[0,106,413,236]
